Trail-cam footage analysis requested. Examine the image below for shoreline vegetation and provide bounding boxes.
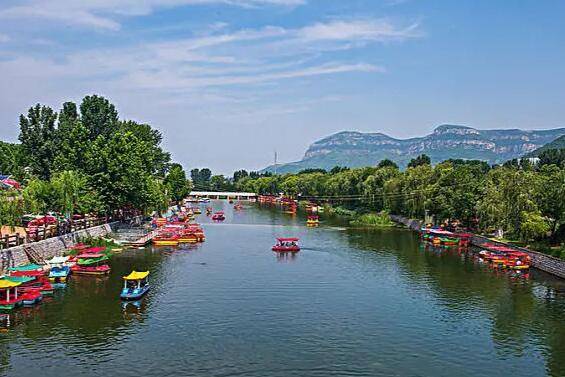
[235,157,565,259]
[0,95,191,243]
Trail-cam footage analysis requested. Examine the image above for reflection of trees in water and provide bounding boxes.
[0,246,167,365]
[345,227,565,376]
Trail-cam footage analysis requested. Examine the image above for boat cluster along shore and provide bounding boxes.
[421,228,532,275]
[0,244,113,311]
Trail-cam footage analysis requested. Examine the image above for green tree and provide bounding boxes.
[80,95,118,140]
[233,169,249,182]
[85,131,151,212]
[164,164,189,202]
[18,104,58,179]
[407,154,431,168]
[377,159,398,169]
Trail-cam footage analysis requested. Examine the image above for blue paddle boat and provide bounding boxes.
[120,271,150,300]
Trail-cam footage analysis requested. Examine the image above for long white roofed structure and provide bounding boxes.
[188,191,257,200]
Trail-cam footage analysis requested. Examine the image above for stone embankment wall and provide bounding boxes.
[0,223,118,273]
[390,215,423,231]
[471,235,565,279]
[390,215,565,279]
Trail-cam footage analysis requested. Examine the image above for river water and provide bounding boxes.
[1,202,564,377]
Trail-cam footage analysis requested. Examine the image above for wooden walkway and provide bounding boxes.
[123,229,159,247]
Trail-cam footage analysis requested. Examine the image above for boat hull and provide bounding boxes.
[153,240,179,246]
[272,246,300,253]
[120,286,150,301]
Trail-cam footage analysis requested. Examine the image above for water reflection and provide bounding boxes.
[0,203,563,377]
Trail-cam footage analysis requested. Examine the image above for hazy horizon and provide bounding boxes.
[1,0,564,174]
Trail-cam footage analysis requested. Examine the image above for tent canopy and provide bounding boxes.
[0,279,22,288]
[123,271,149,280]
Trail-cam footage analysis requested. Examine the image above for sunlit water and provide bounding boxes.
[1,202,564,377]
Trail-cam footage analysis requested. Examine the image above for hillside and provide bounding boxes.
[525,135,565,157]
[263,125,565,173]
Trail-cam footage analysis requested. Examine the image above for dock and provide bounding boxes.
[123,229,159,247]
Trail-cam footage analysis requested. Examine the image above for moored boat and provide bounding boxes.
[47,256,72,284]
[71,253,111,276]
[152,232,180,246]
[0,279,23,310]
[121,271,150,300]
[212,212,225,221]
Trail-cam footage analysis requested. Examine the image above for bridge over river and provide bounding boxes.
[188,191,257,200]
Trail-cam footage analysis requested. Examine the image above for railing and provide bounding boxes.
[0,217,111,250]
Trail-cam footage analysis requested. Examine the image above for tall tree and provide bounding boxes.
[18,104,58,179]
[80,95,119,140]
[407,154,431,168]
[164,163,189,202]
[54,102,90,172]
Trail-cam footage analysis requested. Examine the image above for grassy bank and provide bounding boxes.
[350,211,396,228]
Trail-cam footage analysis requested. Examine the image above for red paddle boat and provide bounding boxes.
[272,238,300,253]
[212,211,225,221]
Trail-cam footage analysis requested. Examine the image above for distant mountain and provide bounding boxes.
[263,125,565,173]
[525,135,565,157]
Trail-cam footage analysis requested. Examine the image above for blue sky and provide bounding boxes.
[0,0,564,173]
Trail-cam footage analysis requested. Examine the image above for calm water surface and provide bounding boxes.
[1,202,564,377]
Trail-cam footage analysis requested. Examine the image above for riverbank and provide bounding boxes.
[390,214,565,279]
[0,222,120,273]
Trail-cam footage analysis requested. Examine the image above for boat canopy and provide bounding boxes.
[5,276,35,284]
[8,264,42,272]
[10,270,44,277]
[426,229,454,236]
[76,253,105,259]
[48,256,69,264]
[277,237,299,242]
[83,246,107,254]
[123,271,149,280]
[77,255,109,266]
[0,279,21,288]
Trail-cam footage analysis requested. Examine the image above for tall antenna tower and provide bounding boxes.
[274,150,278,175]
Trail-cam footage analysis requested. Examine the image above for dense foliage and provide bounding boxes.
[1,95,189,223]
[236,155,565,246]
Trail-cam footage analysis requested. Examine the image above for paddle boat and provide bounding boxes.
[0,279,23,311]
[212,211,225,221]
[152,232,180,246]
[178,229,198,243]
[185,224,205,242]
[71,253,111,276]
[47,256,71,284]
[9,269,54,295]
[120,271,150,301]
[272,238,300,253]
[306,215,319,227]
[421,229,461,246]
[7,276,43,306]
[206,207,213,216]
[193,207,202,215]
[234,203,243,211]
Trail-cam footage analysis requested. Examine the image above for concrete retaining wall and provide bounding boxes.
[390,214,565,279]
[471,235,565,279]
[390,215,423,231]
[0,222,118,273]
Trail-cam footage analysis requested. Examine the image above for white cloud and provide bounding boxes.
[0,33,9,42]
[298,19,420,41]
[0,0,305,30]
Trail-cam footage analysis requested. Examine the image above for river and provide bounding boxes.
[1,202,564,377]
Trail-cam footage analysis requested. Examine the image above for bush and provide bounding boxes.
[350,211,395,227]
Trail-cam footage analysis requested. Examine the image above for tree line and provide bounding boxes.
[233,155,564,249]
[0,95,191,226]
